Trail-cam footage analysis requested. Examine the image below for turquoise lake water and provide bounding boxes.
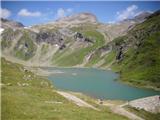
[45,67,159,100]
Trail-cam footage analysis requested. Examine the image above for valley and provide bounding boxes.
[1,10,160,90]
[1,2,160,119]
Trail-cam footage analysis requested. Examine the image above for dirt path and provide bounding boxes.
[57,91,99,111]
[104,103,144,120]
[57,91,144,119]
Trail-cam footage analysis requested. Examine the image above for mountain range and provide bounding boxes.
[1,10,160,90]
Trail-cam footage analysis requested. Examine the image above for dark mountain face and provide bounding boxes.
[1,18,24,29]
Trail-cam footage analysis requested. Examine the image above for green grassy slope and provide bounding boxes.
[100,51,116,67]
[85,50,103,66]
[111,13,160,90]
[53,30,105,66]
[1,58,128,120]
[41,44,49,55]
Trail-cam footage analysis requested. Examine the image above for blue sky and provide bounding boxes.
[1,1,160,26]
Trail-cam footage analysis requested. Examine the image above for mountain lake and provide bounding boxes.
[42,67,160,100]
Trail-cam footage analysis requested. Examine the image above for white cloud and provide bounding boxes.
[117,5,138,21]
[18,9,41,17]
[0,8,11,18]
[57,8,65,18]
[55,8,73,19]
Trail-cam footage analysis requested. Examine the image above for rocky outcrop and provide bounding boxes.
[116,46,123,61]
[59,44,66,50]
[74,32,94,43]
[36,30,65,46]
[74,32,83,39]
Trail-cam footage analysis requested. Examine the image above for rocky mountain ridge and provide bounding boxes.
[1,18,24,29]
[56,12,98,25]
[1,12,136,66]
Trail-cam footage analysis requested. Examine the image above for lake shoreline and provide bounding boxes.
[32,65,160,92]
[118,80,160,92]
[5,56,159,92]
[45,67,159,100]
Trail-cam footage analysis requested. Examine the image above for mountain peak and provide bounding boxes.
[57,12,97,23]
[54,12,98,27]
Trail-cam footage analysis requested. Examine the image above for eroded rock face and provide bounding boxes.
[74,32,83,39]
[116,46,123,61]
[36,30,64,45]
[35,30,68,50]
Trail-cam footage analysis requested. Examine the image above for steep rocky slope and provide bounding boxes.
[107,10,160,90]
